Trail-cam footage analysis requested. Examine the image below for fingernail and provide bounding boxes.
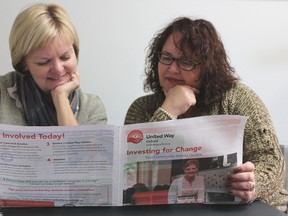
[234,167,241,173]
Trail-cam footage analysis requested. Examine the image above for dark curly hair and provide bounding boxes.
[144,17,239,106]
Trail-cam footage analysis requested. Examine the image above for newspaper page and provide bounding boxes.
[121,115,247,205]
[0,124,120,207]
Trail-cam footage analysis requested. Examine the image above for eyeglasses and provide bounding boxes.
[157,52,200,71]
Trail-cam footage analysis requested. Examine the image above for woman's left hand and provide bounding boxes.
[50,71,80,126]
[227,161,256,204]
[52,71,80,97]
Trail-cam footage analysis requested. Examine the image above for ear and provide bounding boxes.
[16,58,28,74]
[23,62,28,71]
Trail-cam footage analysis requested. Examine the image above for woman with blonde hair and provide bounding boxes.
[0,3,106,126]
[168,159,205,204]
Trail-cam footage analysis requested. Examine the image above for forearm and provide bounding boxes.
[125,106,173,124]
[53,93,78,126]
[243,123,285,201]
[252,143,285,200]
[227,83,285,201]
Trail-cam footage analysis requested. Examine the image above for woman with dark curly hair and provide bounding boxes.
[124,17,288,212]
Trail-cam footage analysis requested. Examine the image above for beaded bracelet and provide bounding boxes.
[158,107,175,120]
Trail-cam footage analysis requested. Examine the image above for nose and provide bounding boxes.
[168,60,181,74]
[51,60,64,73]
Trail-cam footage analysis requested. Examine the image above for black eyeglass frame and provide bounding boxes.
[157,52,201,71]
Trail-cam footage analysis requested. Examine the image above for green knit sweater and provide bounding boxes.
[125,82,288,212]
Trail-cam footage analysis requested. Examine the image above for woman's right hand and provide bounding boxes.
[161,85,199,119]
[52,71,80,98]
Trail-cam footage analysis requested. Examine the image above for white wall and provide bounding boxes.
[0,0,287,144]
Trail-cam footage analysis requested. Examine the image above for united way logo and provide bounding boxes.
[127,130,144,144]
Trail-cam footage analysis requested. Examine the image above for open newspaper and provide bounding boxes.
[0,115,247,207]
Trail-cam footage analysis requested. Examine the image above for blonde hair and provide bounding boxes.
[9,3,79,73]
[184,159,199,170]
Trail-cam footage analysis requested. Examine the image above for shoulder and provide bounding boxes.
[171,176,184,184]
[0,72,17,88]
[222,82,267,113]
[131,93,162,104]
[226,82,268,106]
[129,92,164,110]
[77,89,106,113]
[77,89,104,106]
[226,82,259,99]
[124,93,165,124]
[223,82,274,130]
[76,89,107,124]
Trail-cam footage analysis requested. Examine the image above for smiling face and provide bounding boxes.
[184,164,198,179]
[24,37,77,94]
[158,33,201,94]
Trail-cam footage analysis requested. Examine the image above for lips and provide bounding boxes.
[47,74,71,87]
[47,77,60,80]
[166,77,184,85]
[48,73,70,80]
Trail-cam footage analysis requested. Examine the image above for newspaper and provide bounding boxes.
[0,115,247,207]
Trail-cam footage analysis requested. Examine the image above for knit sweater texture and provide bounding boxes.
[124,82,288,211]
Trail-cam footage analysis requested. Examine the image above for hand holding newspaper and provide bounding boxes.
[0,115,247,207]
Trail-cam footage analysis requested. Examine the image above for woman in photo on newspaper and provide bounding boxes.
[124,17,288,212]
[0,3,107,126]
[168,159,205,204]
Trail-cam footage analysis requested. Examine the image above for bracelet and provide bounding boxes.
[158,107,175,120]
